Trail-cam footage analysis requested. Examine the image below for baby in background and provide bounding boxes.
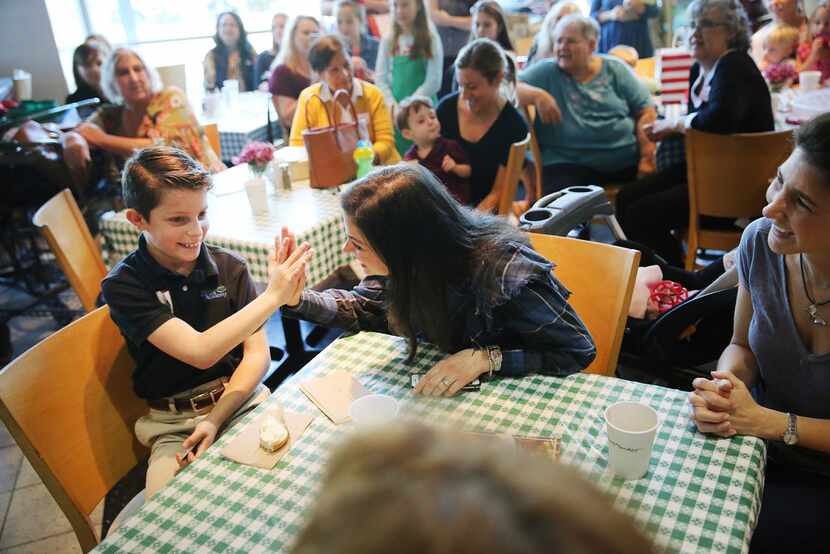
[760,24,800,71]
[397,96,471,205]
[797,2,830,83]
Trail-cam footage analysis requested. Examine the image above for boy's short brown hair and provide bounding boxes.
[395,95,434,132]
[122,145,212,220]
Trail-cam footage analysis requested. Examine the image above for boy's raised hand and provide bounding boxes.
[266,228,312,307]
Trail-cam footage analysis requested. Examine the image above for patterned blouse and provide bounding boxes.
[88,86,221,171]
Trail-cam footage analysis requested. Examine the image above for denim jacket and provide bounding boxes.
[284,242,596,377]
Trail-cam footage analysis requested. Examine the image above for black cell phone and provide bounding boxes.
[409,372,481,391]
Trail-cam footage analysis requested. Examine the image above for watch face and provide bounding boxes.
[783,431,798,446]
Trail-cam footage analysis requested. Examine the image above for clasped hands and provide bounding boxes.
[688,370,766,438]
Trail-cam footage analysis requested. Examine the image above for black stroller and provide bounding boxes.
[519,187,738,390]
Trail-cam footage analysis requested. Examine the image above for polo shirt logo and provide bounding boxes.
[156,290,173,313]
[202,285,228,301]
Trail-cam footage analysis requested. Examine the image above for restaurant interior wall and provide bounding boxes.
[0,0,69,102]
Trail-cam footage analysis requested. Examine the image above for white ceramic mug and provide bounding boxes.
[349,394,399,426]
[605,401,659,480]
[799,71,821,93]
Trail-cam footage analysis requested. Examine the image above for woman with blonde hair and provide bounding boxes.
[268,15,320,132]
[292,423,655,554]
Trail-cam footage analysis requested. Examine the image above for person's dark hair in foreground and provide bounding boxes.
[291,423,656,554]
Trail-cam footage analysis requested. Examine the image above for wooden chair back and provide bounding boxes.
[0,306,148,552]
[203,123,221,159]
[497,133,531,217]
[685,128,793,269]
[519,105,544,216]
[32,189,107,313]
[528,233,640,376]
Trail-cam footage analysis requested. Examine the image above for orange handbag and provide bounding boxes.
[301,89,359,189]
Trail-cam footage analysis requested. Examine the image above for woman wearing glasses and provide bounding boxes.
[615,0,774,266]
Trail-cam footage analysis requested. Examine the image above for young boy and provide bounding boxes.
[396,96,472,204]
[101,146,310,498]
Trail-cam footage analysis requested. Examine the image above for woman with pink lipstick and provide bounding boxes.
[62,47,224,183]
[688,113,830,552]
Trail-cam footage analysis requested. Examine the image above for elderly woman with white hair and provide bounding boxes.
[517,13,656,193]
[65,47,223,175]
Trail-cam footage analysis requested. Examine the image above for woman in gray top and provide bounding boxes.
[688,112,830,553]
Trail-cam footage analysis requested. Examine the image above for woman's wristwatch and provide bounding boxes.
[782,413,799,446]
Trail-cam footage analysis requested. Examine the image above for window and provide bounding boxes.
[49,0,321,100]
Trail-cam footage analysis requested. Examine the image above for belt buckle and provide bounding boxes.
[189,386,222,412]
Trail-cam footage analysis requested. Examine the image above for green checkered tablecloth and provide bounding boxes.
[95,333,765,554]
[99,165,352,285]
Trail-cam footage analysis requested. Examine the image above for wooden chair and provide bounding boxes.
[496,133,531,217]
[528,233,640,377]
[0,306,148,552]
[685,128,794,270]
[32,189,107,313]
[518,106,544,217]
[203,122,221,159]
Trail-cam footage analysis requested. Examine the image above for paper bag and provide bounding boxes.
[299,370,369,424]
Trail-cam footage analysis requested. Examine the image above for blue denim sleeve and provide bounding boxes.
[497,273,597,377]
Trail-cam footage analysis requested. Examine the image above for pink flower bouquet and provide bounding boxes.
[233,141,274,176]
[763,62,797,91]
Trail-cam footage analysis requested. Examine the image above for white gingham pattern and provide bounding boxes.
[100,165,352,285]
[95,332,765,554]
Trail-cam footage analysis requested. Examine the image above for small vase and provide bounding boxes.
[245,175,268,216]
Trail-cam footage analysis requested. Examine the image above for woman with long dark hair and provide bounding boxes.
[203,11,257,92]
[282,164,595,395]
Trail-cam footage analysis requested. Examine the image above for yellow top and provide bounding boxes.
[289,80,401,165]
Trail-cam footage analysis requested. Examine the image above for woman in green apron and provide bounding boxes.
[376,0,444,155]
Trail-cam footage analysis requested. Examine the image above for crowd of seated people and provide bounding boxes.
[4,0,829,550]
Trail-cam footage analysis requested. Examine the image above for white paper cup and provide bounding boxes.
[605,401,659,480]
[799,71,821,93]
[245,177,268,215]
[349,394,399,426]
[222,79,239,107]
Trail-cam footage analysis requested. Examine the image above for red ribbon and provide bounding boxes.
[649,280,688,314]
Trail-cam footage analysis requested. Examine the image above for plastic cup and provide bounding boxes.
[605,401,659,480]
[799,71,821,93]
[13,69,31,101]
[222,79,239,108]
[349,394,399,426]
[245,176,268,215]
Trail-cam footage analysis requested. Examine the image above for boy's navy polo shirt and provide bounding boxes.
[101,235,258,400]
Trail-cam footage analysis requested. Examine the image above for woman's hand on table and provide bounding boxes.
[414,348,489,397]
[689,370,769,438]
[689,375,734,436]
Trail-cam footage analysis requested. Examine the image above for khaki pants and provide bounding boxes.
[135,383,269,498]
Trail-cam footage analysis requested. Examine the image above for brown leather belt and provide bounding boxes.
[148,378,227,413]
